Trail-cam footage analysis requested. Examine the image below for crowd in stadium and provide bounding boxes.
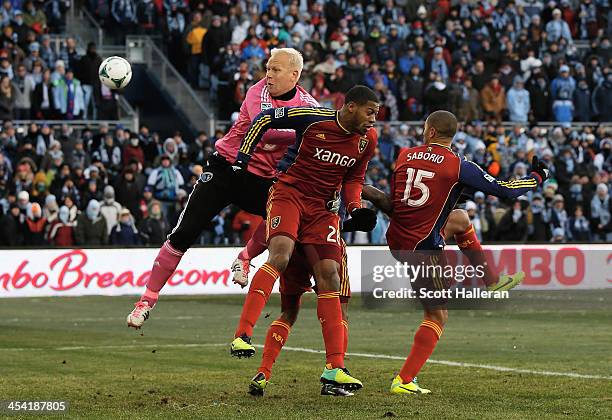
[0,0,611,247]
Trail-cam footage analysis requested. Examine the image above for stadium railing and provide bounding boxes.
[212,120,612,132]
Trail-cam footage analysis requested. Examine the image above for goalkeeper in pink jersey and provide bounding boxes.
[126,48,321,328]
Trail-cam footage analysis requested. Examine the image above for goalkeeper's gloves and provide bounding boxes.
[530,156,549,184]
[342,208,377,232]
[232,152,250,172]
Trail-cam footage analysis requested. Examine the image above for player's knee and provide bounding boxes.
[280,307,299,326]
[425,309,448,326]
[267,252,290,273]
[450,209,471,232]
[317,267,340,292]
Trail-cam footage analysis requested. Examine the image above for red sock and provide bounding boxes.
[142,241,184,306]
[317,291,344,368]
[235,263,279,338]
[342,320,349,354]
[238,222,268,261]
[455,224,497,287]
[399,320,443,383]
[259,319,291,380]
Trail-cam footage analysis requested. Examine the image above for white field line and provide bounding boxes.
[0,342,610,381]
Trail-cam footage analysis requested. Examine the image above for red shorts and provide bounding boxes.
[266,183,342,264]
[279,240,351,300]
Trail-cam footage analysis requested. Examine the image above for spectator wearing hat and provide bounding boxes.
[23,41,41,73]
[528,193,549,241]
[480,74,506,122]
[567,205,592,241]
[550,227,566,243]
[590,183,611,242]
[110,208,141,245]
[551,65,576,122]
[549,193,569,235]
[46,205,75,246]
[506,76,530,123]
[100,185,122,235]
[11,10,29,49]
[23,201,47,245]
[75,199,108,245]
[38,35,56,70]
[147,153,184,219]
[545,8,573,44]
[429,46,449,83]
[137,200,169,245]
[398,44,424,76]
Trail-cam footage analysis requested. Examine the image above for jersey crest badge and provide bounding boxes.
[199,172,214,182]
[271,216,281,229]
[316,133,326,140]
[261,102,272,111]
[358,137,368,153]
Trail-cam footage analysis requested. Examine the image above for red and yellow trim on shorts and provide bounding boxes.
[317,291,340,299]
[339,242,351,300]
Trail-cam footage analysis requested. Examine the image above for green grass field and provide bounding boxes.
[1,291,611,419]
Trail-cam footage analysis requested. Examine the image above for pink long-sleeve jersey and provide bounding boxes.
[215,78,319,178]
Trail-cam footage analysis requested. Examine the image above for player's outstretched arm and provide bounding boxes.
[362,185,393,216]
[459,156,549,199]
[235,106,334,168]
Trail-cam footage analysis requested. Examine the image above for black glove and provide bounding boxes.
[341,208,377,232]
[530,156,549,184]
[232,152,250,172]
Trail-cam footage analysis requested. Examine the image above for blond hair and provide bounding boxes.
[270,48,303,76]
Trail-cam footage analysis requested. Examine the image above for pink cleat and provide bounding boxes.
[126,301,152,329]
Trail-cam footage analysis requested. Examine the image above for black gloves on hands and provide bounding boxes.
[530,156,549,184]
[342,208,378,232]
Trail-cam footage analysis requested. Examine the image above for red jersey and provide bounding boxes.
[237,106,377,212]
[387,143,540,251]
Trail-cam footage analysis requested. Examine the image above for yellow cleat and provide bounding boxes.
[230,334,255,358]
[390,375,431,394]
[248,372,268,396]
[320,366,363,391]
[488,271,525,292]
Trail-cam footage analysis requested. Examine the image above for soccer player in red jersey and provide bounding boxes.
[363,110,549,394]
[231,85,380,395]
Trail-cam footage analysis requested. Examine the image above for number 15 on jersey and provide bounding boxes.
[401,168,435,207]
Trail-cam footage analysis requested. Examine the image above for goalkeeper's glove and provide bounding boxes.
[342,208,377,232]
[232,152,250,172]
[530,156,549,184]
